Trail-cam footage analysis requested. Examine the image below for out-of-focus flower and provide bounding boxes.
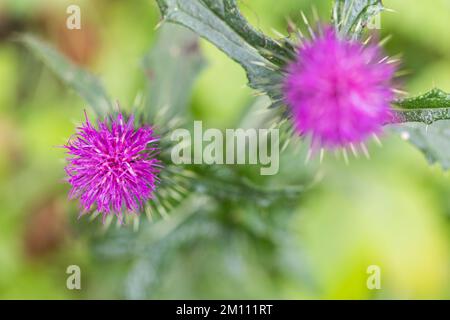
[64,112,161,223]
[283,27,397,149]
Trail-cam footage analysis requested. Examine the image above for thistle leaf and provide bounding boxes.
[393,88,450,110]
[333,0,384,37]
[142,24,206,122]
[390,121,450,170]
[20,35,113,117]
[155,0,288,101]
[390,89,450,170]
[140,24,207,220]
[392,89,450,124]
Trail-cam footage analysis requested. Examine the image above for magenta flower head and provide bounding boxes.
[64,112,161,223]
[283,27,397,150]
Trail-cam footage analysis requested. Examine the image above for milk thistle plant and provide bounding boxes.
[19,0,450,299]
[23,0,450,226]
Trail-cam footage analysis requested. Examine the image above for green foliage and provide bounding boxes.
[390,121,450,170]
[155,0,290,102]
[393,88,450,124]
[391,89,450,170]
[394,88,450,110]
[140,25,207,219]
[394,107,450,125]
[142,24,206,122]
[19,35,113,117]
[392,121,450,171]
[90,192,306,299]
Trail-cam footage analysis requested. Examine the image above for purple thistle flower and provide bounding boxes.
[283,27,397,149]
[64,112,161,223]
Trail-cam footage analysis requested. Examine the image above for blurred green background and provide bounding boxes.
[0,0,449,299]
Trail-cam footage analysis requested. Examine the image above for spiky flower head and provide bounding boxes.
[283,27,397,150]
[64,112,161,223]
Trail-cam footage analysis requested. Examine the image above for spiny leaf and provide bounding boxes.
[20,35,112,117]
[390,121,450,170]
[393,88,450,110]
[155,0,287,101]
[189,166,305,206]
[140,25,206,222]
[392,89,450,124]
[393,108,450,125]
[390,89,450,170]
[142,24,206,122]
[333,0,384,37]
